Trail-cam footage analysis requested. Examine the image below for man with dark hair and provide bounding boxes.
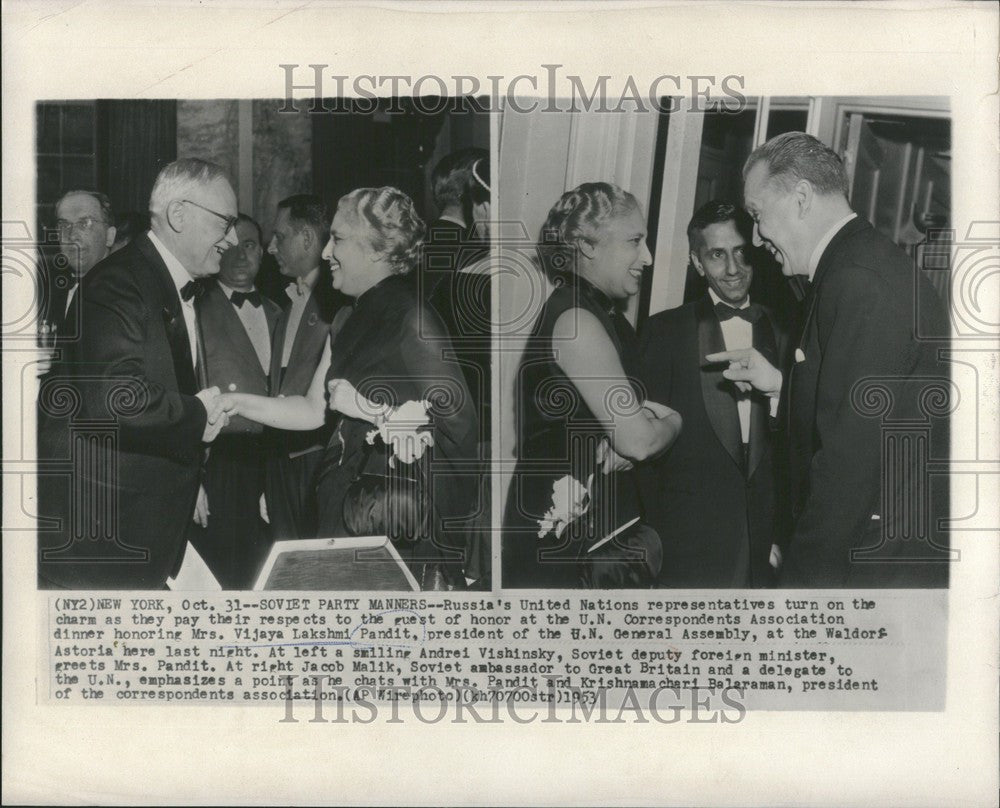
[639,199,790,587]
[710,131,950,587]
[264,194,345,541]
[37,158,237,588]
[193,213,281,587]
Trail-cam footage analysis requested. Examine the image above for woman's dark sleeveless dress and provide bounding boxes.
[502,276,647,589]
[314,274,479,584]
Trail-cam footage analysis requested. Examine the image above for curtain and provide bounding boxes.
[96,100,177,217]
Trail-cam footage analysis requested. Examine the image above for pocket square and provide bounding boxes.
[795,348,806,363]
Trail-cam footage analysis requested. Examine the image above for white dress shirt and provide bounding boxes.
[280,265,320,369]
[709,288,753,443]
[808,212,857,282]
[219,282,271,372]
[148,229,198,367]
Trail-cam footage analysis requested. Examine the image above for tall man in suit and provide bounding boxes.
[37,158,237,588]
[710,132,950,587]
[192,214,281,587]
[639,201,789,587]
[264,194,345,541]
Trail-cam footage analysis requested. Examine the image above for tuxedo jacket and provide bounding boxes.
[197,281,281,435]
[638,295,791,587]
[37,233,208,588]
[781,216,950,587]
[267,266,345,457]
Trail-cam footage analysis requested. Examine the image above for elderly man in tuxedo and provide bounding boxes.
[263,194,346,541]
[639,201,790,587]
[191,214,281,588]
[37,158,237,589]
[710,132,950,587]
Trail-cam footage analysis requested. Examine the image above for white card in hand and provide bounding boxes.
[166,542,222,591]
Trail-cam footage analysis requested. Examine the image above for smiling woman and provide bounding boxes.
[214,186,480,591]
[502,182,682,589]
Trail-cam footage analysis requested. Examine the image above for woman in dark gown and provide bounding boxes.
[221,187,478,588]
[502,182,682,589]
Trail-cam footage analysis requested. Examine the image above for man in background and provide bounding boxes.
[41,190,116,353]
[264,194,345,541]
[640,201,790,587]
[193,214,281,588]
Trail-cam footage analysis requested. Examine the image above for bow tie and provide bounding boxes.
[715,301,761,323]
[230,290,262,308]
[180,280,207,302]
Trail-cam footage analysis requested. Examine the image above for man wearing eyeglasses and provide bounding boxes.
[37,191,117,372]
[38,158,239,589]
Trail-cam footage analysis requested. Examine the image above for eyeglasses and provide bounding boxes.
[56,217,105,235]
[180,199,238,236]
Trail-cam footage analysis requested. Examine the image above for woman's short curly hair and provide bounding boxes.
[537,182,640,279]
[338,187,426,275]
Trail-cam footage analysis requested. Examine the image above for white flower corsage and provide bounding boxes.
[537,473,594,539]
[365,399,434,467]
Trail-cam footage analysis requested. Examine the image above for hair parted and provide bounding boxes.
[148,158,232,217]
[743,131,849,197]
[55,189,115,225]
[686,199,753,248]
[338,187,426,275]
[277,193,329,242]
[537,182,640,279]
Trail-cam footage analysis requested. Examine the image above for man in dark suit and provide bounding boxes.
[192,214,281,588]
[264,194,345,541]
[711,132,950,587]
[38,190,117,372]
[639,201,790,587]
[37,158,238,589]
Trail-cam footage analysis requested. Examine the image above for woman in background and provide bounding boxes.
[220,187,478,589]
[502,182,682,589]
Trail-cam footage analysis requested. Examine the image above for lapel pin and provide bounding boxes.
[795,348,806,363]
[307,313,318,327]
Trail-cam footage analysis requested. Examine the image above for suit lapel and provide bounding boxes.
[785,216,869,431]
[696,296,742,470]
[136,235,198,395]
[202,283,266,374]
[747,310,778,479]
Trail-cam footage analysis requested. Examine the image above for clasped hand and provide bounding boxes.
[327,378,380,423]
[196,386,239,442]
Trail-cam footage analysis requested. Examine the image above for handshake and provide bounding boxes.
[195,386,240,442]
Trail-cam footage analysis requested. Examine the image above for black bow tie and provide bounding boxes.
[230,290,262,308]
[715,301,761,323]
[180,280,206,302]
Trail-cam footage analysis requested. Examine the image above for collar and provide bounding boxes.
[438,214,465,227]
[285,265,320,299]
[218,281,256,300]
[707,288,750,310]
[148,229,196,295]
[808,212,857,281]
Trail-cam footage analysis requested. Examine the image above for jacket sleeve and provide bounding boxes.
[78,269,206,460]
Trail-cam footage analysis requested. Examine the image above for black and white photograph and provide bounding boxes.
[498,97,953,590]
[32,97,492,593]
[3,2,997,806]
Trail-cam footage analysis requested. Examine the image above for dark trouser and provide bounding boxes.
[264,446,323,543]
[190,434,272,589]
